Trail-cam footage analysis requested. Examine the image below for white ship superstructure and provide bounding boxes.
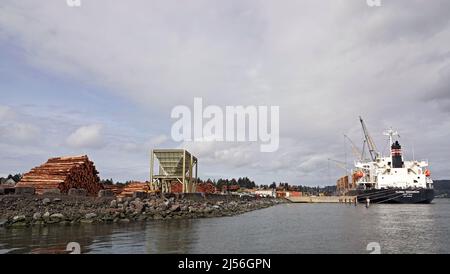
[354,129,433,190]
[351,118,434,203]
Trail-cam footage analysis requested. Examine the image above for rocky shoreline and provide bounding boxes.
[0,193,285,228]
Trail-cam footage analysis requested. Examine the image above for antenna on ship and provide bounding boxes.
[383,128,399,147]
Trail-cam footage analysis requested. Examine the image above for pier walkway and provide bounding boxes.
[286,196,357,203]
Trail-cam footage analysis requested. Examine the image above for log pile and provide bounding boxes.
[16,155,103,195]
[336,175,350,192]
[222,185,240,192]
[103,184,124,196]
[118,182,150,197]
[170,181,183,193]
[196,182,216,193]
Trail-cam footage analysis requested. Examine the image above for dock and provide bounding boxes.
[286,196,357,203]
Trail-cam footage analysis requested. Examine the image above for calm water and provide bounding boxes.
[1,199,450,254]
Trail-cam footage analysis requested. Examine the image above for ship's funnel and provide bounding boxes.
[391,141,404,168]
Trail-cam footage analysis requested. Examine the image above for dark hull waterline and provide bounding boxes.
[356,188,434,204]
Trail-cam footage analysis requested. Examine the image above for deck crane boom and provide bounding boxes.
[344,134,364,161]
[359,116,379,161]
[328,158,351,173]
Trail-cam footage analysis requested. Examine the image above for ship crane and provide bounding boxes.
[344,134,364,161]
[359,116,379,161]
[328,158,351,173]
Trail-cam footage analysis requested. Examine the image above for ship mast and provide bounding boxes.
[383,128,399,147]
[383,128,400,159]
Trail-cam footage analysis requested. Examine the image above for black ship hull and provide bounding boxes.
[355,188,434,204]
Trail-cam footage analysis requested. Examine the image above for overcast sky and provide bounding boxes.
[1,0,449,185]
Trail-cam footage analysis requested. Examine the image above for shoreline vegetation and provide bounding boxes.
[0,193,286,229]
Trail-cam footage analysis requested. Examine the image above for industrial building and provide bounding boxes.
[150,149,198,193]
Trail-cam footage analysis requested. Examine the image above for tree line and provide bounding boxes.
[101,177,337,195]
[0,174,23,184]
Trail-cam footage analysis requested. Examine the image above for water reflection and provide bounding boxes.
[0,224,116,253]
[1,199,449,254]
[146,219,197,253]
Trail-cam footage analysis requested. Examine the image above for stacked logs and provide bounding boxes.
[169,181,216,193]
[118,182,150,197]
[103,184,125,196]
[196,182,216,193]
[170,181,183,193]
[17,155,103,195]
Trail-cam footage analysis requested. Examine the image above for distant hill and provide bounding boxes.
[434,180,450,198]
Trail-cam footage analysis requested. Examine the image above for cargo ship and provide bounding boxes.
[351,118,434,204]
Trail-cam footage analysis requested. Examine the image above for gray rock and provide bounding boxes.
[98,189,114,198]
[42,188,61,195]
[13,215,26,223]
[110,200,117,208]
[133,192,147,199]
[80,219,94,224]
[131,201,145,213]
[159,204,169,211]
[50,213,64,219]
[164,200,172,207]
[68,188,87,197]
[42,198,51,205]
[137,215,147,221]
[33,212,42,220]
[170,204,181,212]
[85,213,97,219]
[43,211,50,219]
[15,187,35,195]
[53,198,62,203]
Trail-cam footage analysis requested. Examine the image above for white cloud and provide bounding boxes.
[66,124,104,149]
[0,105,15,121]
[121,142,140,152]
[1,1,450,183]
[147,134,169,147]
[120,134,169,153]
[9,123,40,143]
[0,117,40,144]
